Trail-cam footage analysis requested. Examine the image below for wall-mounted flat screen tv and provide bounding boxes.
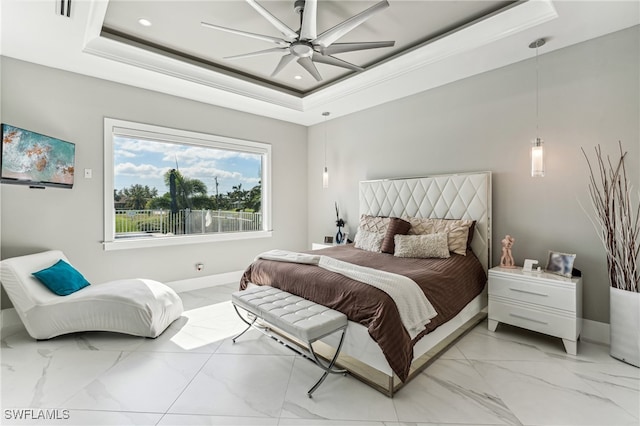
[1,124,75,189]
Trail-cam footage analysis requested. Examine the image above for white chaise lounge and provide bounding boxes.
[0,250,183,339]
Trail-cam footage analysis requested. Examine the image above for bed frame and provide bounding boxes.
[262,172,492,396]
[314,171,493,396]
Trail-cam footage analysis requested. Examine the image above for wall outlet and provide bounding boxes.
[196,263,204,271]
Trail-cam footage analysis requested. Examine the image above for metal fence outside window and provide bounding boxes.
[115,209,262,238]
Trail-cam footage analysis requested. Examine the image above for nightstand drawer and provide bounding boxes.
[489,274,577,312]
[489,300,579,340]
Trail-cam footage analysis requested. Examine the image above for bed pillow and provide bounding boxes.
[405,217,474,256]
[354,229,385,253]
[466,220,477,250]
[381,217,411,254]
[358,215,390,233]
[394,234,450,259]
[32,259,90,296]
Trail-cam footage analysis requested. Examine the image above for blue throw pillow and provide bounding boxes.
[32,259,90,296]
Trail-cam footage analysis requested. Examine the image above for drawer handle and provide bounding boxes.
[509,287,548,297]
[509,313,548,325]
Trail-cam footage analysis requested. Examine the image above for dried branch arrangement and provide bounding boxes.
[582,142,639,292]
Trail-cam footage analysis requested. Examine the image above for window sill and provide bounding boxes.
[103,230,272,251]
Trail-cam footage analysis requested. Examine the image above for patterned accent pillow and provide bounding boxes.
[405,218,474,256]
[381,217,411,254]
[354,229,385,253]
[358,215,390,233]
[394,234,451,259]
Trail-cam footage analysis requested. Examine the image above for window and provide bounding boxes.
[103,118,271,250]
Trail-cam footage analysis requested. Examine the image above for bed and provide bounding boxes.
[240,172,492,396]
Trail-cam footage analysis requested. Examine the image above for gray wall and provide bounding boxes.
[307,26,639,324]
[0,57,308,309]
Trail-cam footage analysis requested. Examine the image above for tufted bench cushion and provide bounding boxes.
[232,286,347,343]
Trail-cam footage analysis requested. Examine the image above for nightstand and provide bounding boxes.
[488,266,582,355]
[311,243,334,250]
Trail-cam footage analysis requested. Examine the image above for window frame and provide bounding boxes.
[103,118,272,251]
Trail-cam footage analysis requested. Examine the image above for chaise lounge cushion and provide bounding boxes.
[0,250,183,339]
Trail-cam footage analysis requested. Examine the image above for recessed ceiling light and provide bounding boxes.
[293,75,302,80]
[138,18,152,27]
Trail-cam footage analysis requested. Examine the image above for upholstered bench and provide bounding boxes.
[231,286,348,397]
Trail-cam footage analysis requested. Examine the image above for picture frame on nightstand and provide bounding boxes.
[324,236,334,244]
[545,251,576,278]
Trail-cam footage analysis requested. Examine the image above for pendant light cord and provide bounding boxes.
[322,112,330,168]
[324,116,327,167]
[535,42,539,140]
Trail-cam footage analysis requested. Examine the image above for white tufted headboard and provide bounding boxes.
[359,172,492,272]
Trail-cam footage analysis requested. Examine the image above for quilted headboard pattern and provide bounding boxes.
[359,172,492,271]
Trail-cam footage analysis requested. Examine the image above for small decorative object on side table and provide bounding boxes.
[488,266,582,355]
[335,202,345,244]
[500,234,516,268]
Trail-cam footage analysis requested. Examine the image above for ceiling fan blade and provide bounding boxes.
[313,54,363,72]
[271,54,296,77]
[297,57,322,81]
[314,0,390,47]
[300,0,317,40]
[246,0,298,41]
[225,47,288,60]
[201,21,287,45]
[319,41,395,55]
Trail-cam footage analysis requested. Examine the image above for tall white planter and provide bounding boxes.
[610,287,640,367]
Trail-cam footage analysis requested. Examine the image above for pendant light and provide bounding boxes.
[530,38,545,177]
[322,112,330,188]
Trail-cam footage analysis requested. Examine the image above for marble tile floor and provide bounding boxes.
[1,283,638,426]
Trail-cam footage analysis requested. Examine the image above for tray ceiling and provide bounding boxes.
[2,1,638,125]
[101,0,514,96]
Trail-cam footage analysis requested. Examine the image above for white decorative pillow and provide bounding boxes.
[404,217,473,256]
[354,229,385,253]
[394,233,450,259]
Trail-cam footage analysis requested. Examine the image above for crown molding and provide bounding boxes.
[82,0,556,118]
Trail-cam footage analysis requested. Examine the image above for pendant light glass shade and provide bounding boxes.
[531,138,544,177]
[322,166,329,188]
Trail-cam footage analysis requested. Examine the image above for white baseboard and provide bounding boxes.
[1,283,612,346]
[581,319,610,345]
[165,270,244,293]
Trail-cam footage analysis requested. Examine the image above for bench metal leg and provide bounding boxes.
[232,302,347,397]
[232,305,256,343]
[307,327,347,398]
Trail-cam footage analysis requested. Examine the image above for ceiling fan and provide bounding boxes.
[201,0,395,82]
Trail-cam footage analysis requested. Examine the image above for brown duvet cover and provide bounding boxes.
[239,244,486,381]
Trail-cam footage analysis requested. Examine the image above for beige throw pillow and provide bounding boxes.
[405,217,473,255]
[394,234,450,259]
[358,215,390,233]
